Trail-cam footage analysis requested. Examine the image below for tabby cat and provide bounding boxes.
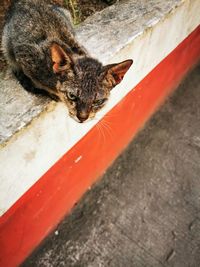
[2,0,133,122]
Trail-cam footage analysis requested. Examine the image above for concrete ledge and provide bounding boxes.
[0,0,200,266]
[0,72,50,146]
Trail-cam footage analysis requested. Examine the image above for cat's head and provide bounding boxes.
[51,43,133,123]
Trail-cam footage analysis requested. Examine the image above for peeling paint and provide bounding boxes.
[24,150,36,162]
[74,156,82,163]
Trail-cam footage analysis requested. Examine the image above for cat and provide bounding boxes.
[2,0,133,123]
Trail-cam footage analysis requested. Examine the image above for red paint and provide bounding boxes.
[0,26,200,267]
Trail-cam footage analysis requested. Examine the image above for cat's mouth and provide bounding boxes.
[68,112,89,123]
[77,114,89,123]
[69,111,95,123]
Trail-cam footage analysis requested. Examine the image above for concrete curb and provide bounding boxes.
[0,0,199,266]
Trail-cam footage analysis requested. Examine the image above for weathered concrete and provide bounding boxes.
[23,65,200,267]
[0,72,50,146]
[77,0,184,63]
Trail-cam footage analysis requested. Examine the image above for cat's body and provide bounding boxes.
[2,0,132,122]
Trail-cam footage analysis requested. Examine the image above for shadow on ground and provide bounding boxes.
[23,65,200,267]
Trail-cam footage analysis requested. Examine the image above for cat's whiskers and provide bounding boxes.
[100,119,113,141]
[92,112,114,142]
[103,111,120,120]
[96,122,106,147]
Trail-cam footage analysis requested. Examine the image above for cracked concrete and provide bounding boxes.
[23,65,200,267]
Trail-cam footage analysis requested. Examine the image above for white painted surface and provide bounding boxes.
[0,0,199,216]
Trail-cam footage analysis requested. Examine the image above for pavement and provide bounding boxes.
[23,64,200,267]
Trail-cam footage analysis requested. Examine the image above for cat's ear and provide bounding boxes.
[50,43,73,74]
[103,59,133,86]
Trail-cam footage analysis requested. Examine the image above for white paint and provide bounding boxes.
[0,0,199,216]
[74,156,83,163]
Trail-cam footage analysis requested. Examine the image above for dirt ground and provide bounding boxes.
[0,0,116,72]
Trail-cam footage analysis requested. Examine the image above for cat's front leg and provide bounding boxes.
[13,69,59,101]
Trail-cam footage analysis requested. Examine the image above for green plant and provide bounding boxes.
[64,0,81,25]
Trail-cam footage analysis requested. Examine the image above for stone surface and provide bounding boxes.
[23,65,200,267]
[0,0,184,146]
[0,71,50,146]
[77,0,182,63]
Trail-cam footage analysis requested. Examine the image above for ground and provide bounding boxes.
[23,64,200,267]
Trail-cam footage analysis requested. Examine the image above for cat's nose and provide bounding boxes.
[77,112,89,123]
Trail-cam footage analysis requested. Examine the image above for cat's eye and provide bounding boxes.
[67,92,77,101]
[92,98,107,107]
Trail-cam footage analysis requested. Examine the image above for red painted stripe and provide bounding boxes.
[0,26,200,267]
